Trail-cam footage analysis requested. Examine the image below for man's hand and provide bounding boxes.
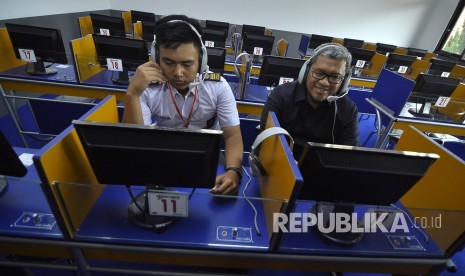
[127,61,167,97]
[210,170,240,195]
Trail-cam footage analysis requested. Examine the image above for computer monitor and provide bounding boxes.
[427,58,457,76]
[241,24,265,37]
[90,13,126,37]
[206,47,226,75]
[130,10,155,23]
[241,33,275,63]
[93,34,149,85]
[141,20,156,43]
[5,23,68,75]
[201,28,227,48]
[297,142,438,245]
[309,34,333,50]
[376,43,397,55]
[407,73,461,118]
[0,130,28,194]
[384,53,417,73]
[205,20,229,32]
[257,55,306,87]
[347,47,375,75]
[343,38,364,49]
[73,120,222,229]
[407,47,428,58]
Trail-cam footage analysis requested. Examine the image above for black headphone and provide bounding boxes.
[151,20,208,74]
[249,127,294,177]
[297,43,352,102]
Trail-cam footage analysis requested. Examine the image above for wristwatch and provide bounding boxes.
[226,166,243,180]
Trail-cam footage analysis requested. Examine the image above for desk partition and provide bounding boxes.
[396,126,465,265]
[77,16,93,37]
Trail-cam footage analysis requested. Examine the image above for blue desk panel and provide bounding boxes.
[82,70,130,90]
[0,147,63,239]
[0,64,78,84]
[74,167,272,251]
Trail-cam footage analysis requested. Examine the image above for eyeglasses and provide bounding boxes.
[310,69,344,84]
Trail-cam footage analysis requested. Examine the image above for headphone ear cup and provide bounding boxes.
[249,151,267,177]
[199,43,208,74]
[337,70,352,94]
[298,58,311,85]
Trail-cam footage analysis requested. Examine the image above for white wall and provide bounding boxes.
[0,0,110,20]
[110,0,459,51]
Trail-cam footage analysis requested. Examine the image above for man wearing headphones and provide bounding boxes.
[259,43,360,158]
[123,15,243,195]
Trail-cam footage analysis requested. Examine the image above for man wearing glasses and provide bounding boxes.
[259,43,360,158]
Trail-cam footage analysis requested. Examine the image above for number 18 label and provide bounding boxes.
[147,191,188,217]
[106,58,123,72]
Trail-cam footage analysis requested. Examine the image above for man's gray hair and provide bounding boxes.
[308,43,352,75]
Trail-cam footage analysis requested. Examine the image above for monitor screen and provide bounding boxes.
[297,142,438,245]
[347,47,375,68]
[241,33,275,63]
[0,130,27,178]
[385,53,417,72]
[376,43,397,55]
[73,120,222,187]
[407,47,427,58]
[206,47,226,75]
[343,38,364,49]
[257,55,306,87]
[427,58,457,76]
[201,28,227,48]
[93,34,149,84]
[141,20,156,42]
[205,20,229,32]
[241,24,265,37]
[130,10,155,23]
[73,120,222,229]
[309,34,333,50]
[5,23,68,75]
[90,13,126,37]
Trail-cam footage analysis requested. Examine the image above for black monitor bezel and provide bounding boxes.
[73,120,223,188]
[130,10,156,23]
[412,73,461,98]
[241,33,275,57]
[241,24,265,37]
[343,38,364,49]
[90,13,126,37]
[257,55,306,87]
[141,20,157,42]
[0,130,27,178]
[309,34,333,49]
[202,28,227,48]
[5,23,68,65]
[205,20,229,32]
[206,46,226,75]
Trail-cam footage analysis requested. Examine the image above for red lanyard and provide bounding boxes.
[169,84,198,128]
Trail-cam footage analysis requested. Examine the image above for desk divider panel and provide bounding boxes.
[423,52,438,61]
[393,47,408,55]
[362,42,377,51]
[396,125,465,256]
[70,35,104,82]
[403,59,431,81]
[450,64,465,81]
[78,16,93,37]
[133,21,143,40]
[436,83,465,122]
[121,11,132,33]
[363,53,387,78]
[258,112,303,250]
[0,28,27,72]
[34,95,118,238]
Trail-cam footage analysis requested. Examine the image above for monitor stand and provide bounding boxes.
[311,202,364,245]
[127,185,177,231]
[111,69,130,85]
[408,101,433,119]
[26,58,57,75]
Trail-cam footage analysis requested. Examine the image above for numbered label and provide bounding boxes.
[434,96,451,108]
[205,41,215,47]
[147,191,188,217]
[253,47,263,56]
[18,48,37,62]
[99,28,110,36]
[398,66,408,74]
[279,77,294,85]
[441,72,450,77]
[106,58,123,72]
[355,60,366,68]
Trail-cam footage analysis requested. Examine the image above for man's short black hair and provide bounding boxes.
[155,14,203,53]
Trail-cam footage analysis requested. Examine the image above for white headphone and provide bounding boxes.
[249,127,294,177]
[297,43,351,102]
[151,20,209,74]
[234,52,252,83]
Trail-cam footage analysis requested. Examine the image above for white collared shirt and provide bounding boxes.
[140,77,239,130]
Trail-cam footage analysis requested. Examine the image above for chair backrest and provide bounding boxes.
[264,28,273,36]
[275,39,288,57]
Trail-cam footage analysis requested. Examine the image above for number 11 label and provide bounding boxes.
[19,48,37,62]
[147,191,188,217]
